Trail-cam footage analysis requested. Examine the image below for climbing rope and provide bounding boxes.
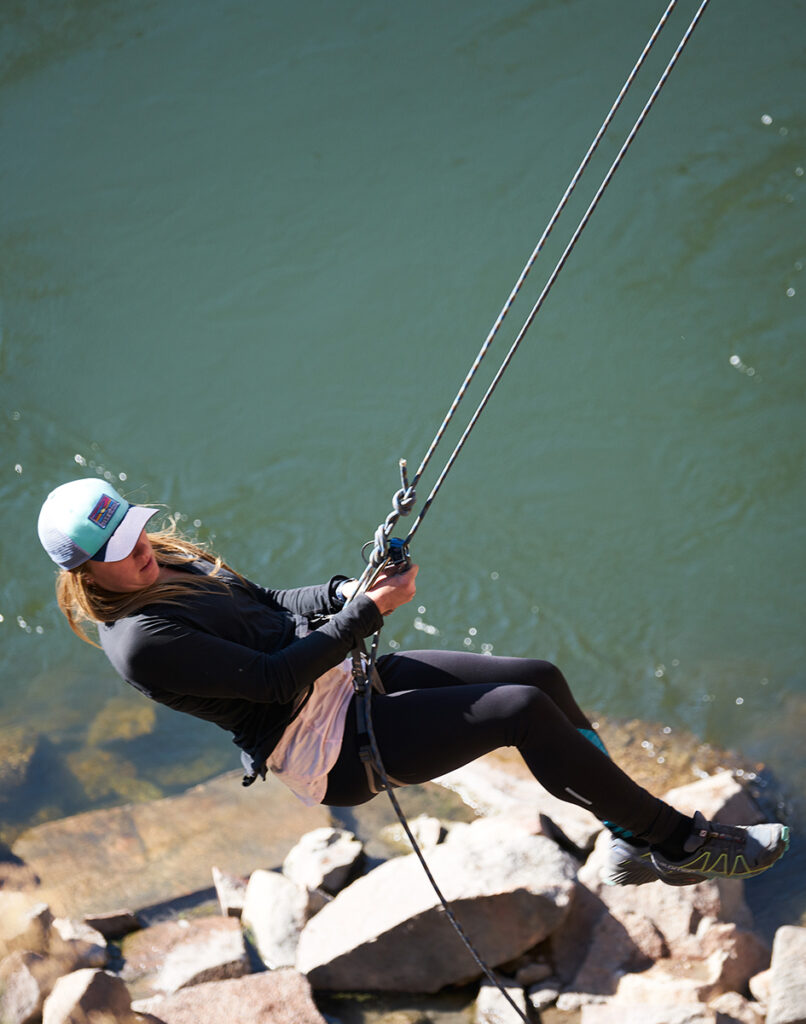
[349,2,712,1017]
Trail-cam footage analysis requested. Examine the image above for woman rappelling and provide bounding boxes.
[38,476,789,888]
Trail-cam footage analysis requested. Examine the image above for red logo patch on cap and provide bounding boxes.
[88,494,120,530]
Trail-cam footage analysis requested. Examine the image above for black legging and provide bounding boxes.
[324,650,684,846]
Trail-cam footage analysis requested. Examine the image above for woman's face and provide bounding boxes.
[84,529,160,592]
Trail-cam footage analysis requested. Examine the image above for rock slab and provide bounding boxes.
[297,831,577,992]
[11,771,330,918]
[132,968,327,1024]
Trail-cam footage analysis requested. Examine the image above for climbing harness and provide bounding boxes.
[349,2,711,1018]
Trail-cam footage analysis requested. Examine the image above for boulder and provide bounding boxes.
[435,759,601,851]
[241,869,311,969]
[663,772,766,826]
[42,968,136,1024]
[474,975,528,1023]
[50,918,108,970]
[577,830,753,958]
[132,968,327,1024]
[0,951,48,1024]
[612,922,769,1009]
[766,925,806,1024]
[281,827,363,893]
[0,896,53,958]
[120,915,247,1000]
[155,919,249,994]
[296,832,577,992]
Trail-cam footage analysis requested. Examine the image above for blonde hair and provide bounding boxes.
[55,521,243,647]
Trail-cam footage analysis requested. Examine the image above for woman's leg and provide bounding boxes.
[325,651,686,846]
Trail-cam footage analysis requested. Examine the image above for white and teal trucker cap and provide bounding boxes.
[38,478,159,570]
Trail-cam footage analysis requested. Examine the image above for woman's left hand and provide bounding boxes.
[362,564,419,616]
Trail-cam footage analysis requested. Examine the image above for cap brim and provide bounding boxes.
[95,506,160,563]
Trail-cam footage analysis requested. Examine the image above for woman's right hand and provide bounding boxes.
[364,564,418,616]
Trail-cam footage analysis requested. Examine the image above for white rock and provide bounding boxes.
[475,975,528,1023]
[748,965,772,1005]
[42,968,134,1024]
[767,925,806,1024]
[708,991,765,1024]
[580,1003,717,1024]
[527,981,560,1011]
[381,814,444,851]
[211,865,248,917]
[282,827,363,893]
[663,771,766,825]
[241,868,310,969]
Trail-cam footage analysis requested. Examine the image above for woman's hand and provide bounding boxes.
[364,564,418,615]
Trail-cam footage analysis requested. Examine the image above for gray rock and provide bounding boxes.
[767,925,806,1024]
[42,968,135,1024]
[514,960,553,987]
[474,975,527,1023]
[282,827,363,893]
[241,869,311,969]
[132,968,327,1024]
[297,832,577,993]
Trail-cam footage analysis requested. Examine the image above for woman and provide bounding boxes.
[39,477,789,887]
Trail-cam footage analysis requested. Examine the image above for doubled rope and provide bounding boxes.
[404,0,712,549]
[350,3,712,1017]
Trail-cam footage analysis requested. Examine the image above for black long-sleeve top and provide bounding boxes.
[98,560,383,782]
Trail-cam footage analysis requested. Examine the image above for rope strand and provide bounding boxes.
[404,0,712,547]
[406,0,681,498]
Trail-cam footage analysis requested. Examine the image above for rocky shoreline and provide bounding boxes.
[1,743,805,1023]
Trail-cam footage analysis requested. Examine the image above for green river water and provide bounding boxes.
[1,0,805,998]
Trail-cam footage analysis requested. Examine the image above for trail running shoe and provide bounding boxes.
[603,837,702,887]
[650,810,790,883]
